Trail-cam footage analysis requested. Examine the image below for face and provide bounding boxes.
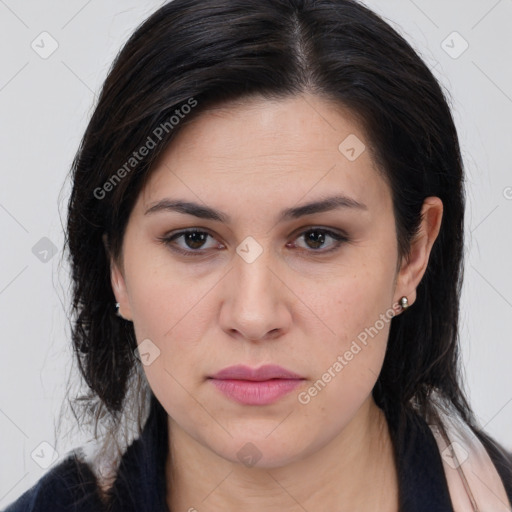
[110,93,440,468]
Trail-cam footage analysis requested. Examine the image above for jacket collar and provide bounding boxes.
[386,405,453,510]
[109,395,169,512]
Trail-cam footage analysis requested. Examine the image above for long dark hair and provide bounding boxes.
[64,0,477,500]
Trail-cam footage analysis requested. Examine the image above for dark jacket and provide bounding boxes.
[3,396,512,511]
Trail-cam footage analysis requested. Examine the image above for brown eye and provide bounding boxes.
[158,229,222,256]
[290,228,348,253]
[158,227,348,258]
[180,231,210,250]
[304,230,327,249]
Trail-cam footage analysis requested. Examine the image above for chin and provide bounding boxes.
[209,432,315,470]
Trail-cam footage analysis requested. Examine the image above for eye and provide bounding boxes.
[158,229,221,255]
[157,227,349,257]
[288,228,348,253]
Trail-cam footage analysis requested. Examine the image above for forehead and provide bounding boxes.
[138,94,390,216]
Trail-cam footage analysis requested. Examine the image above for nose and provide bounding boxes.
[218,247,292,342]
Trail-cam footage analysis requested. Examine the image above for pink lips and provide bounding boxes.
[208,364,305,406]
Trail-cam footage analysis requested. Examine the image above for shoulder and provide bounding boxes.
[474,428,512,500]
[2,451,105,512]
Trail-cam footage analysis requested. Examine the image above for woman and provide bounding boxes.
[4,0,511,511]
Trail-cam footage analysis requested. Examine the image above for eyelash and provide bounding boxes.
[157,227,349,257]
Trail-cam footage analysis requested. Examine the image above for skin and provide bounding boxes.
[110,93,443,511]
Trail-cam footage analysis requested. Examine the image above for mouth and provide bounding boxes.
[208,364,305,405]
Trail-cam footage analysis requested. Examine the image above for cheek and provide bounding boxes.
[297,295,392,437]
[124,243,203,340]
[302,259,395,400]
[124,255,217,389]
[128,275,210,424]
[313,260,394,347]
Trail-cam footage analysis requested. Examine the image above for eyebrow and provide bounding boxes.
[144,194,367,223]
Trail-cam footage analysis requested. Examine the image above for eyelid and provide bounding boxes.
[157,226,349,257]
[288,227,349,254]
[159,228,222,254]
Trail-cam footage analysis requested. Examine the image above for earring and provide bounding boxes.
[399,296,409,311]
[115,302,122,317]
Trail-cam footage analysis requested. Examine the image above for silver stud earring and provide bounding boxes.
[399,296,409,311]
[115,302,122,317]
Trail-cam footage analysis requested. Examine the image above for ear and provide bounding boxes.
[102,233,133,321]
[394,196,443,311]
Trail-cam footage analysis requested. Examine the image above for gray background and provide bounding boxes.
[1,0,511,506]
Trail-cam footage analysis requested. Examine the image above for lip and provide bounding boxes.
[208,365,305,406]
[210,364,304,381]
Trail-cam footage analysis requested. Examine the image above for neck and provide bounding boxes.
[166,397,399,512]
